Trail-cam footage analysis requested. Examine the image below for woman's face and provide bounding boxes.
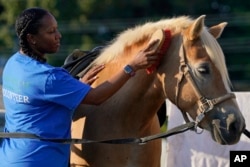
[28,13,62,56]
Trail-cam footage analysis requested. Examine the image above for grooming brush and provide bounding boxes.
[146,29,171,74]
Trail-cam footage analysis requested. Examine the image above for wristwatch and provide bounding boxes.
[124,65,135,77]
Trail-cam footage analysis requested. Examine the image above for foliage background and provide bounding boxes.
[0,0,250,90]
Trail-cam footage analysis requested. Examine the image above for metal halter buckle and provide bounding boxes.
[199,98,214,114]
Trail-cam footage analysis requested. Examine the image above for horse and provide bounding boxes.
[70,15,246,167]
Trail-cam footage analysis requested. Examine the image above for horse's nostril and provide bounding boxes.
[228,121,237,132]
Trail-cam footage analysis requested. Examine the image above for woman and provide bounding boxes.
[0,7,159,167]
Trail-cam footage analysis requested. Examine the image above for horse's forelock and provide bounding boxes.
[201,29,231,91]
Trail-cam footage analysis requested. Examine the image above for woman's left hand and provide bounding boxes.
[80,64,105,85]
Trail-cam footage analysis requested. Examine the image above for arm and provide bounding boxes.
[80,40,160,105]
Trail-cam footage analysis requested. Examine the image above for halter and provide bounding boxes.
[175,43,236,131]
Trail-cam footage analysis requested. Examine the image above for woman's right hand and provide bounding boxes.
[128,39,160,71]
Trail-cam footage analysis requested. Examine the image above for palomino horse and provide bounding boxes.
[70,15,246,167]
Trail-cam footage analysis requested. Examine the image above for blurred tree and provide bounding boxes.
[0,0,56,54]
[0,0,88,65]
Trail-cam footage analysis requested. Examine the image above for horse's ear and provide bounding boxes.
[186,15,206,40]
[209,22,227,39]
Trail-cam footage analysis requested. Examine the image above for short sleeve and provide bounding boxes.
[44,68,91,110]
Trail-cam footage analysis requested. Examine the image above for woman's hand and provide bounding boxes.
[128,39,160,71]
[80,65,105,85]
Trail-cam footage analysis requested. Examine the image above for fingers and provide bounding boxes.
[80,64,105,84]
[144,39,160,52]
[144,50,160,68]
[80,74,98,85]
[146,49,159,56]
[90,64,105,74]
[85,76,98,85]
[86,64,104,77]
[147,55,159,66]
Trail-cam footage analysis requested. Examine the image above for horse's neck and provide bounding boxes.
[92,38,175,104]
[156,37,182,102]
[93,59,164,107]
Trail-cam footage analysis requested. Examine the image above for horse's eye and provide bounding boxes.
[197,65,209,74]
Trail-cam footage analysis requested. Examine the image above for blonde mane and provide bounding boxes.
[85,16,231,90]
[91,16,192,65]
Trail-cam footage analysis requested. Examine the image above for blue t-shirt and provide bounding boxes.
[0,52,91,167]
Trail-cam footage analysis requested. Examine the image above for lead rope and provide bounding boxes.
[243,129,250,139]
[0,122,195,144]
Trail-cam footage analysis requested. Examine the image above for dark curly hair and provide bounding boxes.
[15,7,49,62]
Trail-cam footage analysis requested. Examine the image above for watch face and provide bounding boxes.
[125,65,133,73]
[124,65,135,76]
